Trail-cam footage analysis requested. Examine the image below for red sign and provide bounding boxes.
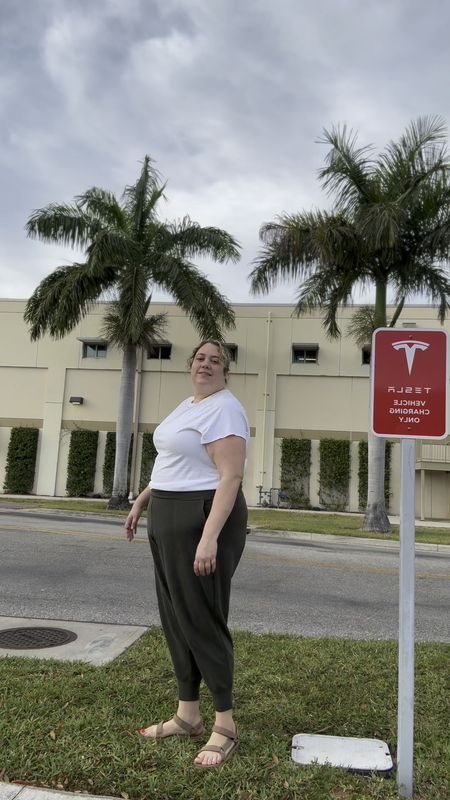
[371,328,448,439]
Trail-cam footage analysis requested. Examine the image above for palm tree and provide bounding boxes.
[249,116,450,531]
[25,157,240,508]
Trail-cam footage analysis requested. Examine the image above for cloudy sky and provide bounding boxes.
[1,0,450,305]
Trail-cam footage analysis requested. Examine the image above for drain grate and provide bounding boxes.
[0,626,78,650]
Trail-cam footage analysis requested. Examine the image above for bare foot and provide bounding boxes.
[194,723,238,767]
[139,714,204,739]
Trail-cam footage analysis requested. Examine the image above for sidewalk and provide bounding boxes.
[0,786,115,800]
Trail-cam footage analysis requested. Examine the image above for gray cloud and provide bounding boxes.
[1,0,450,304]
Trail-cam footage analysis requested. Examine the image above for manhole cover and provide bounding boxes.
[0,627,78,650]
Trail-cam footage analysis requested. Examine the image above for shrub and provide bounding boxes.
[319,439,350,511]
[3,427,39,494]
[280,438,311,508]
[66,429,99,496]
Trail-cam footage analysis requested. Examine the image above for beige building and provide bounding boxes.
[1,298,449,518]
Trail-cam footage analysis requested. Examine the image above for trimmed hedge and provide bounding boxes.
[66,429,99,497]
[139,432,157,492]
[280,438,311,508]
[3,427,39,494]
[319,439,350,511]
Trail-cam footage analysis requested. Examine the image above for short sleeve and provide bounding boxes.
[198,402,249,445]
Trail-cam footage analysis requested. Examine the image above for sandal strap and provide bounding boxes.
[173,713,193,733]
[173,714,203,734]
[199,744,225,755]
[155,721,164,738]
[212,724,238,741]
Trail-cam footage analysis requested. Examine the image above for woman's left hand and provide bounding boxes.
[194,537,218,576]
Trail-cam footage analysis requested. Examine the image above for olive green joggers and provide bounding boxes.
[147,488,247,712]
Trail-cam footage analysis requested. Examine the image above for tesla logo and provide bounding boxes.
[392,340,430,375]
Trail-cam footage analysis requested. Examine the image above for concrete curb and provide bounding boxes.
[248,528,450,553]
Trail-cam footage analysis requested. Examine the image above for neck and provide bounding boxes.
[192,386,225,404]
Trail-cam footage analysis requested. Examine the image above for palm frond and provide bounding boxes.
[356,202,406,250]
[76,187,128,231]
[393,263,450,323]
[141,313,168,346]
[109,257,151,345]
[123,156,163,236]
[100,301,168,348]
[318,124,375,212]
[85,230,140,269]
[250,210,363,295]
[24,263,117,340]
[167,217,241,263]
[144,185,167,221]
[378,116,449,199]
[294,268,358,338]
[422,183,450,256]
[250,212,322,294]
[152,256,235,339]
[346,305,377,345]
[25,204,95,249]
[398,115,447,160]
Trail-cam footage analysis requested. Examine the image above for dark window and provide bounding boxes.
[147,344,172,360]
[362,346,371,365]
[82,342,107,359]
[292,344,319,364]
[225,344,238,362]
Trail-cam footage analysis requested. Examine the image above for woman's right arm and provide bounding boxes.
[123,486,151,541]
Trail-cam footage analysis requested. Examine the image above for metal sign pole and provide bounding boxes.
[292,328,446,785]
[397,437,416,799]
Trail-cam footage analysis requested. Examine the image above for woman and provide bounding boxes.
[124,340,249,768]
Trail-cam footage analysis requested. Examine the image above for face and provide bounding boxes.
[190,343,226,397]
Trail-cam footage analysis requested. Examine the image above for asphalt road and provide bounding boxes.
[0,508,449,642]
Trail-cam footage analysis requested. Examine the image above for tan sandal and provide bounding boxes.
[194,724,239,768]
[138,713,205,740]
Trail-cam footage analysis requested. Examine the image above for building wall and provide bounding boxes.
[1,298,449,517]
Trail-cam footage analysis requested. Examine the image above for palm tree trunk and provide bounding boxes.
[362,428,391,532]
[108,343,136,509]
[362,279,391,533]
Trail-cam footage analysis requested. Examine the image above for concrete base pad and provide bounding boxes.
[0,616,148,666]
[291,733,393,772]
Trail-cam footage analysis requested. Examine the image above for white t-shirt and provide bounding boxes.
[149,388,249,491]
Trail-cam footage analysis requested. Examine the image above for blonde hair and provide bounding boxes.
[188,339,231,380]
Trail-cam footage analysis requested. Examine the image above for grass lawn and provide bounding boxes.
[1,497,450,546]
[247,509,450,547]
[0,631,448,800]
